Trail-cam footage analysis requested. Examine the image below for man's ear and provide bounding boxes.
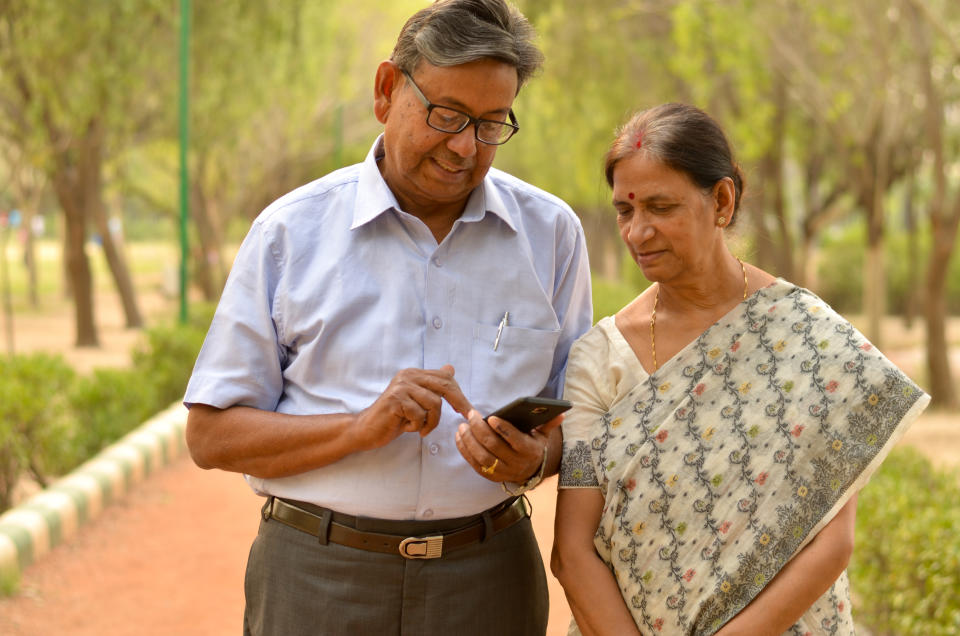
[374,60,401,124]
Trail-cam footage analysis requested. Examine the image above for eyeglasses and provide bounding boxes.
[401,70,519,145]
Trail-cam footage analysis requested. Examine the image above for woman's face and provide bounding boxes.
[611,153,723,285]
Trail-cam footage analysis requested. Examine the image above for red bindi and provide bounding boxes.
[628,192,635,200]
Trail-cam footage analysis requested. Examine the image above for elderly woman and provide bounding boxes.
[551,103,929,635]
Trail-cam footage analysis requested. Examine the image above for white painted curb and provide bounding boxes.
[0,403,188,583]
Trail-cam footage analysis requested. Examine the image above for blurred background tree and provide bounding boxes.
[0,0,957,407]
[499,0,959,407]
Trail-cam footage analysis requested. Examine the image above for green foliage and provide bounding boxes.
[0,353,75,510]
[0,305,215,513]
[0,0,173,169]
[64,367,156,472]
[850,447,960,635]
[815,225,865,313]
[587,249,658,323]
[130,304,213,408]
[815,223,960,315]
[619,252,655,297]
[592,277,637,323]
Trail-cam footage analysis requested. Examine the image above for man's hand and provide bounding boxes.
[353,365,473,451]
[455,409,563,484]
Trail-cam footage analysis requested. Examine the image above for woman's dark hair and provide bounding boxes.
[604,103,745,220]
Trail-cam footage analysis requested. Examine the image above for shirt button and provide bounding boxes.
[422,509,434,518]
[432,257,442,267]
[429,443,440,455]
[432,317,442,329]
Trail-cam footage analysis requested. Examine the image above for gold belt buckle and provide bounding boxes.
[399,535,443,559]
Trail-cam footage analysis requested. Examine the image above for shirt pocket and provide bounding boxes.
[470,322,562,413]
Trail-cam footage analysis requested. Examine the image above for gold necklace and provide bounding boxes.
[650,258,748,371]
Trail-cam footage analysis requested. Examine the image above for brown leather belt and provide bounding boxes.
[264,496,529,559]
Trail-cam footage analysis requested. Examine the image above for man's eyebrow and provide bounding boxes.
[435,95,511,117]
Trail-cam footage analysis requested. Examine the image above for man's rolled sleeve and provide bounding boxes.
[184,220,286,412]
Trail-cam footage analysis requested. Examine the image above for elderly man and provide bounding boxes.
[184,1,592,634]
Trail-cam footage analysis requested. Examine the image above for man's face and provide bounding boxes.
[374,58,519,217]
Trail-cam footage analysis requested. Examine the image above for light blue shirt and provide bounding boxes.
[184,137,593,519]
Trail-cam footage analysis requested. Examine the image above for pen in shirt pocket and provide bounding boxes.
[493,311,509,351]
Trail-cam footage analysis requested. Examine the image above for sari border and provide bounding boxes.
[795,389,931,557]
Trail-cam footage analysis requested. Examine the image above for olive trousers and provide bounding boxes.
[242,502,549,636]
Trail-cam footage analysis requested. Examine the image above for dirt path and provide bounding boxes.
[0,292,955,635]
[0,457,572,636]
[0,417,952,635]
[0,457,260,636]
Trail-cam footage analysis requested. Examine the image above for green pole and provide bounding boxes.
[178,0,191,324]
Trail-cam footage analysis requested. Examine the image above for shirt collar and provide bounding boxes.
[351,135,518,233]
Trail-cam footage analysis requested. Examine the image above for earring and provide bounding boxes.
[717,216,726,226]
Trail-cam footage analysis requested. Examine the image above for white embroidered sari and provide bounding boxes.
[560,280,929,635]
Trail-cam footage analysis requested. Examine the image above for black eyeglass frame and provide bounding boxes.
[401,70,520,145]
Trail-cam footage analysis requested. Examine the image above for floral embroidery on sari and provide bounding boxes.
[560,280,929,635]
[561,440,599,487]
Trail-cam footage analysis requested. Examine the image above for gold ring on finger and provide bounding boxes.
[481,458,499,475]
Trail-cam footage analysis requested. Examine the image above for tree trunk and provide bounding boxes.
[10,170,43,309]
[755,157,789,277]
[796,145,832,290]
[91,202,143,328]
[53,179,98,347]
[798,234,818,291]
[863,240,885,350]
[61,218,73,301]
[923,227,958,408]
[861,138,889,350]
[748,188,777,274]
[902,176,919,328]
[22,208,38,309]
[921,192,960,408]
[189,162,228,301]
[909,0,957,408]
[47,118,100,347]
[863,179,886,350]
[82,120,142,329]
[768,77,793,280]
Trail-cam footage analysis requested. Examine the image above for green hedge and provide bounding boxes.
[850,446,960,635]
[0,354,75,510]
[0,304,214,513]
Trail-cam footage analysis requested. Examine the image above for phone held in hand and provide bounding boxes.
[486,396,573,434]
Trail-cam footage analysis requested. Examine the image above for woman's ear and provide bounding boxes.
[713,177,736,225]
[374,60,401,124]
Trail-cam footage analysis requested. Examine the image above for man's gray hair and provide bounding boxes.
[391,0,544,90]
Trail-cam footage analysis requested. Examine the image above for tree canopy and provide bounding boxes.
[0,0,957,405]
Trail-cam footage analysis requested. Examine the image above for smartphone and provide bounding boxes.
[486,396,572,434]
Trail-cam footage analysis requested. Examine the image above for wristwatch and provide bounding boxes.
[501,444,549,496]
